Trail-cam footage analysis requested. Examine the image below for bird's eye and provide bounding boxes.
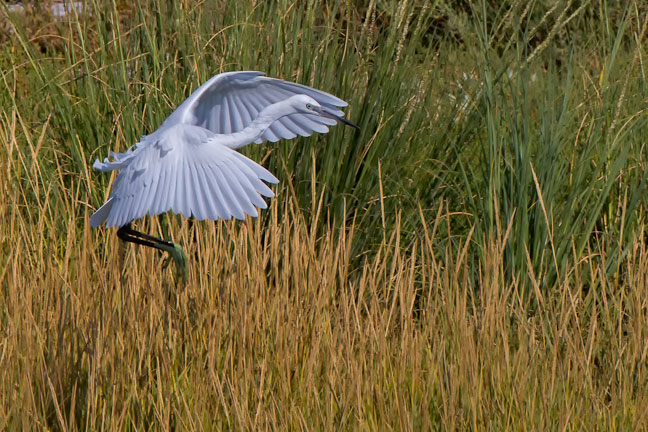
[306,103,313,110]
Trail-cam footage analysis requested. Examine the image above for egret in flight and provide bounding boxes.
[91,71,358,279]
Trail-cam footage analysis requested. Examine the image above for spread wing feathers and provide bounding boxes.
[90,125,279,228]
[164,71,348,143]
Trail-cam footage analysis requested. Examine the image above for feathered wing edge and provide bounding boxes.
[168,71,350,142]
[90,126,280,228]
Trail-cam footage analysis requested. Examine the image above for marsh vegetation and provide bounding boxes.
[1,0,648,429]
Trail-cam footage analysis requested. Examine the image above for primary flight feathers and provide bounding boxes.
[91,71,354,228]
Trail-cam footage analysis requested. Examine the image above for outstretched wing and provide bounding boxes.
[161,71,349,143]
[90,125,279,228]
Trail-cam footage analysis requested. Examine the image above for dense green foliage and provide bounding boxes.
[4,0,647,291]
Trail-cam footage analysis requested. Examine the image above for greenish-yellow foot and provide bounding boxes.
[160,242,189,283]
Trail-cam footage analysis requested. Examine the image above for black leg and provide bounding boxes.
[117,223,174,250]
[116,223,189,281]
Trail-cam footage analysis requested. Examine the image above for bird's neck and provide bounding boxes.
[217,103,291,149]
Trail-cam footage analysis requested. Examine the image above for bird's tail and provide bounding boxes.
[93,146,136,172]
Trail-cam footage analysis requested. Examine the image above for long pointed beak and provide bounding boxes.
[315,106,360,130]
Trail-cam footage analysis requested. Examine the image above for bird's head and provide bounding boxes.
[288,94,321,113]
[288,95,359,129]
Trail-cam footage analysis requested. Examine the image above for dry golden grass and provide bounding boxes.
[1,122,648,429]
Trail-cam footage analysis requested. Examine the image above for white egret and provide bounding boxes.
[91,71,358,279]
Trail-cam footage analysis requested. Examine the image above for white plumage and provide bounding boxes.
[91,71,354,228]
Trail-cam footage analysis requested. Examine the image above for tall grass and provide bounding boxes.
[2,170,648,429]
[2,0,648,429]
